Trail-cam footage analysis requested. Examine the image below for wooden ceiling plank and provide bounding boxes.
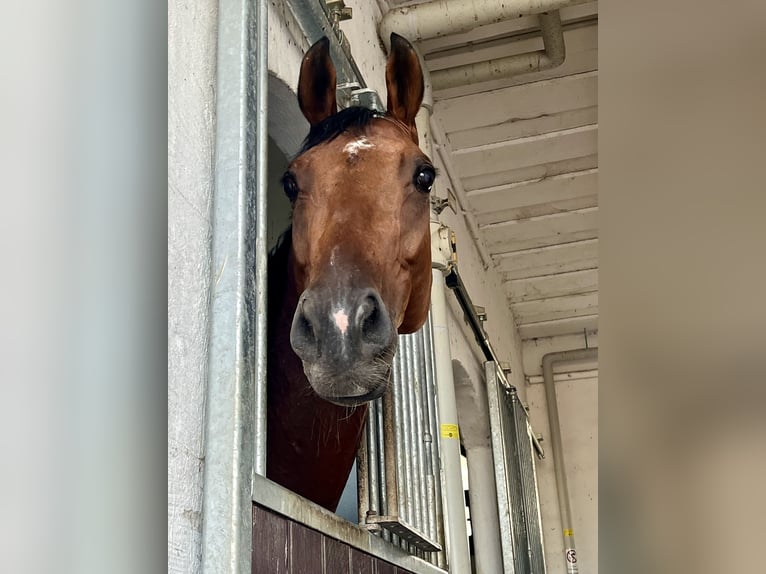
[448,105,598,150]
[453,124,597,177]
[467,168,597,214]
[507,268,599,302]
[462,154,598,191]
[482,207,597,248]
[512,292,598,323]
[434,71,597,134]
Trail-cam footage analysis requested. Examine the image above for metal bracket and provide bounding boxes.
[350,88,385,113]
[336,82,361,109]
[430,222,457,271]
[365,514,443,552]
[326,0,353,26]
[337,84,385,113]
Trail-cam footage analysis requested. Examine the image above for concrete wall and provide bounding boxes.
[523,335,598,574]
[167,1,218,573]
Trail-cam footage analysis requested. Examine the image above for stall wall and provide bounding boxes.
[523,335,598,574]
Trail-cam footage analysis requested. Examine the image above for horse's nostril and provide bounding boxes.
[290,299,320,361]
[359,295,380,336]
[356,291,392,349]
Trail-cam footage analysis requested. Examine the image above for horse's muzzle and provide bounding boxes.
[290,286,396,403]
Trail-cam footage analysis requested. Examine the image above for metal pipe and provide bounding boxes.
[430,269,472,573]
[528,369,599,385]
[431,10,566,91]
[542,347,598,574]
[284,0,367,88]
[379,0,587,49]
[464,445,504,574]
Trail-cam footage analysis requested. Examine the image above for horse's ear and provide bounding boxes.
[298,37,337,127]
[385,33,424,143]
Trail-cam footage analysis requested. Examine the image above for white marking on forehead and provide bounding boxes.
[333,309,350,335]
[343,137,374,158]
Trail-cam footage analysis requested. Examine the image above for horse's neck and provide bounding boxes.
[266,242,368,511]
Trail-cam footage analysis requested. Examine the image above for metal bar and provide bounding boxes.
[382,381,399,525]
[405,337,423,531]
[200,0,262,570]
[414,330,433,542]
[358,417,371,524]
[366,400,379,516]
[396,340,412,527]
[424,313,447,569]
[485,362,517,574]
[253,0,269,479]
[444,267,505,371]
[411,333,427,536]
[375,396,391,542]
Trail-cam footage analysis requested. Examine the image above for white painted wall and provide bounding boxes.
[168,1,218,573]
[523,335,598,574]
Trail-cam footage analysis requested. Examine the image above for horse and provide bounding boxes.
[266,33,435,511]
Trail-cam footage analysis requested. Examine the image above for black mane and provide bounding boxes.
[267,227,292,339]
[300,106,382,154]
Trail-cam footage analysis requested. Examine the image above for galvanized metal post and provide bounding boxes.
[200,0,267,571]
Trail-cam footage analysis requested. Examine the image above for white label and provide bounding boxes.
[565,548,578,574]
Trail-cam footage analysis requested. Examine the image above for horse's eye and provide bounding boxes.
[282,173,299,202]
[414,166,436,193]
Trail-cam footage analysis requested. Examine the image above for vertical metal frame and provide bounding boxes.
[486,361,547,574]
[200,0,268,572]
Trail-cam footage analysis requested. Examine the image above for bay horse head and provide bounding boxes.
[283,34,434,406]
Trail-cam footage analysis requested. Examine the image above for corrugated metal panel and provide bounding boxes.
[486,361,547,574]
[360,312,447,567]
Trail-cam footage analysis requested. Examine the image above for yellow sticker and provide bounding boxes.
[564,529,574,537]
[440,423,459,439]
